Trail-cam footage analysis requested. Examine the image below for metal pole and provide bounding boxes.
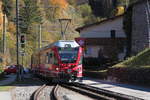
[22,54,23,67]
[16,0,20,81]
[60,23,64,40]
[38,24,42,49]
[2,14,6,54]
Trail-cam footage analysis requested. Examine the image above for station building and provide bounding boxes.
[75,15,127,62]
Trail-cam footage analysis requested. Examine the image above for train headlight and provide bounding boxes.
[56,68,59,71]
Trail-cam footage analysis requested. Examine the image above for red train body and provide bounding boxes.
[31,40,83,82]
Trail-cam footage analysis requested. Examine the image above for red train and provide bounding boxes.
[31,40,83,82]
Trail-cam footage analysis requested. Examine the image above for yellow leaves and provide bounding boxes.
[49,0,70,19]
[42,31,58,43]
[6,32,16,48]
[49,0,68,9]
[116,6,125,16]
[8,22,16,34]
[0,1,4,31]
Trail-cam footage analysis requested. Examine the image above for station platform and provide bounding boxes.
[82,77,150,100]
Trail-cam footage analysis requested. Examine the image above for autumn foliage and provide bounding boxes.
[0,1,4,30]
[49,0,68,9]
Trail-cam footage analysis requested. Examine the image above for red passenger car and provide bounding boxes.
[4,65,17,74]
[31,40,83,82]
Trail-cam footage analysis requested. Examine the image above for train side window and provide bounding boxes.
[46,52,49,64]
[48,53,52,64]
[49,53,52,58]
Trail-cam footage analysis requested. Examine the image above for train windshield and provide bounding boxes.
[58,47,79,63]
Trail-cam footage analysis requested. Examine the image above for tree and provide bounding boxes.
[89,0,117,18]
[19,0,43,34]
[2,0,13,16]
[78,4,99,24]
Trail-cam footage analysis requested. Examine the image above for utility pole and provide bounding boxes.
[16,0,20,81]
[38,24,42,49]
[2,14,6,54]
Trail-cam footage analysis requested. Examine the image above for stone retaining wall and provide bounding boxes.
[131,1,150,54]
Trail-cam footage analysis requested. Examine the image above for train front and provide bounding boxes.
[56,41,83,82]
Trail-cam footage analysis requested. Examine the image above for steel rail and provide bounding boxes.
[72,83,144,100]
[51,84,61,100]
[60,83,144,100]
[31,84,47,100]
[61,83,114,100]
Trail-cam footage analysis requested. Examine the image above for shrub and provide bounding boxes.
[84,70,107,80]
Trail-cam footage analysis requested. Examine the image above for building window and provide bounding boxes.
[110,30,116,38]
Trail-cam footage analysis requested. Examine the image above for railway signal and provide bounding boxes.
[20,34,26,48]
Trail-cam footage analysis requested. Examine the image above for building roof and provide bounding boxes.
[76,14,124,33]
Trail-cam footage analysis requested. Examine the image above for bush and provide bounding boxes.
[83,57,113,68]
[107,48,150,86]
[84,70,107,80]
[83,57,99,67]
[0,67,3,74]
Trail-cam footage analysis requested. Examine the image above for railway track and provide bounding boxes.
[30,84,59,100]
[60,83,144,100]
[30,83,143,100]
[31,84,47,100]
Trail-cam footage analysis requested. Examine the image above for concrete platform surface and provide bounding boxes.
[0,92,11,100]
[82,77,150,100]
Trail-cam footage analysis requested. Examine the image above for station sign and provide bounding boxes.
[75,38,85,47]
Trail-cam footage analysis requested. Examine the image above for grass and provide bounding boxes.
[0,86,14,91]
[0,75,16,91]
[113,48,150,68]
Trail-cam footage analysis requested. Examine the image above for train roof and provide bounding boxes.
[54,40,79,48]
[38,40,80,52]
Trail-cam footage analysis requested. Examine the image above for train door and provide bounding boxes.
[50,51,59,70]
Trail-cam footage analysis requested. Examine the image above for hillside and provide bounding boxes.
[113,48,150,68]
[0,0,86,67]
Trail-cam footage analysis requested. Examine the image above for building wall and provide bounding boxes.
[79,16,126,61]
[83,38,126,61]
[80,17,126,38]
[131,1,150,54]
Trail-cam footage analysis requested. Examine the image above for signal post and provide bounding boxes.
[19,34,26,80]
